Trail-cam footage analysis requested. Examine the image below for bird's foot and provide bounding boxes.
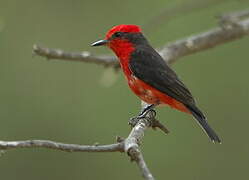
[129,109,157,127]
[128,103,169,134]
[129,108,170,134]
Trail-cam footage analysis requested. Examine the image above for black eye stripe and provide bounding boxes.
[110,32,146,45]
[113,32,123,38]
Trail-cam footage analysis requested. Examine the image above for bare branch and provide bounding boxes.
[33,44,119,67]
[125,118,155,180]
[33,9,249,67]
[160,16,249,64]
[0,140,123,152]
[0,112,163,180]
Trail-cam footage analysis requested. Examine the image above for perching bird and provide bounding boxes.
[91,24,221,143]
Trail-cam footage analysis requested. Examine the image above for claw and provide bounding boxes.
[129,109,157,127]
[138,109,156,119]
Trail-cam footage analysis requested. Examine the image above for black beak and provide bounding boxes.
[91,39,109,47]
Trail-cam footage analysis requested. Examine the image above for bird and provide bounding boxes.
[91,24,221,143]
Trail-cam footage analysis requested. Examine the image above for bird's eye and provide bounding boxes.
[113,32,122,38]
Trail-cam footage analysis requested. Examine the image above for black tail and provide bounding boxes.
[185,104,221,143]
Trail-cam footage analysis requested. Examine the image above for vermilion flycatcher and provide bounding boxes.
[92,24,221,143]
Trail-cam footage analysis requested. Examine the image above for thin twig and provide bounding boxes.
[142,0,230,32]
[220,8,249,20]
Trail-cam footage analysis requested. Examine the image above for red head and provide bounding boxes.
[91,25,145,60]
[105,24,141,39]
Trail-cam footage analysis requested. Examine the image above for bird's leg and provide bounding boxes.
[129,104,170,134]
[129,104,156,127]
[138,104,156,118]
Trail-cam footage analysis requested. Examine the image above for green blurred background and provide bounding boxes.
[0,0,249,179]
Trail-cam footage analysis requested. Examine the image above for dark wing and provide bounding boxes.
[129,45,222,143]
[129,45,195,106]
